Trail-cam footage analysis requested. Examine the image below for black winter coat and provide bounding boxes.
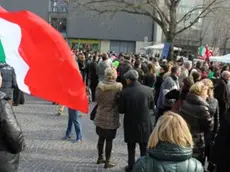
[88,61,99,88]
[206,98,219,139]
[154,72,166,105]
[134,67,144,84]
[180,94,212,164]
[143,73,156,88]
[119,81,154,143]
[117,60,133,83]
[78,59,86,79]
[214,78,230,120]
[0,91,25,172]
[0,63,17,98]
[209,110,230,172]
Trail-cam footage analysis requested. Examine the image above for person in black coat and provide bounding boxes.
[133,59,144,84]
[77,53,86,82]
[202,79,219,161]
[208,110,230,172]
[214,71,230,122]
[0,63,17,102]
[88,55,99,101]
[118,70,154,172]
[154,64,169,106]
[116,56,133,87]
[180,81,212,165]
[0,79,25,172]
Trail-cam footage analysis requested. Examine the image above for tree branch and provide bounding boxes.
[176,0,222,35]
[177,6,204,24]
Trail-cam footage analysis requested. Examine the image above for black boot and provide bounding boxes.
[97,138,105,164]
[104,141,115,168]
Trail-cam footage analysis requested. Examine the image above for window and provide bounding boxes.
[69,39,101,52]
[49,0,68,13]
[110,41,135,53]
[51,18,67,34]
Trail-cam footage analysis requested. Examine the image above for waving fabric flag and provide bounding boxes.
[0,8,88,113]
[199,46,214,61]
[205,46,214,61]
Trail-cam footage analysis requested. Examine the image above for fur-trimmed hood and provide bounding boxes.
[97,81,123,91]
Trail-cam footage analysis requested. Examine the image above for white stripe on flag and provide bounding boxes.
[0,18,30,93]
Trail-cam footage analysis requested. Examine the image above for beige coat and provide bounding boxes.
[94,81,123,129]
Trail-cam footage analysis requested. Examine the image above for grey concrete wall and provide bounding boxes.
[0,0,154,41]
[0,0,49,21]
[67,7,154,41]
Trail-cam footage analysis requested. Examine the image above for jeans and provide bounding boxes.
[65,108,82,141]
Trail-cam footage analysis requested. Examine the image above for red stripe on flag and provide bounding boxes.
[0,10,88,113]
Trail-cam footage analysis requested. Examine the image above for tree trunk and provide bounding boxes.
[168,4,177,61]
[223,38,229,55]
[165,34,175,61]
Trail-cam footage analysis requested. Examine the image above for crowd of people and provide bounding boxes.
[2,48,230,172]
[70,50,230,172]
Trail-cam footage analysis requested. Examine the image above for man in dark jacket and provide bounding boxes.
[157,66,180,121]
[0,73,25,172]
[0,63,17,102]
[214,71,230,122]
[117,56,133,86]
[88,55,99,101]
[208,110,230,172]
[154,64,169,106]
[133,59,144,84]
[119,70,154,172]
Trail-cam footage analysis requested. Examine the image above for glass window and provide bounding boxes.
[50,0,68,13]
[51,17,67,34]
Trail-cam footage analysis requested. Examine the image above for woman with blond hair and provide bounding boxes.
[132,112,203,172]
[180,82,212,165]
[94,67,122,169]
[202,79,219,160]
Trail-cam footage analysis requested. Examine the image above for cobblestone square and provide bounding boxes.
[16,96,128,172]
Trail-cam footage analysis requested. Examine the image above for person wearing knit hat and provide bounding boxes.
[124,69,139,82]
[118,69,154,172]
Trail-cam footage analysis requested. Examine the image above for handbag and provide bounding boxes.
[90,104,98,121]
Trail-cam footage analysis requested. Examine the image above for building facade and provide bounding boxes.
[174,0,203,54]
[0,0,155,53]
[201,1,230,55]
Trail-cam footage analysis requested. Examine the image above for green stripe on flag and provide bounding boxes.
[0,40,6,63]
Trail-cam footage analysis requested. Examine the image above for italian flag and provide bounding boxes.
[0,7,88,113]
[199,46,206,58]
[199,46,214,61]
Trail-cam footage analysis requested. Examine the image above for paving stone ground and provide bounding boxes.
[16,95,134,172]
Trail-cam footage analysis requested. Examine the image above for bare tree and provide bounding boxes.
[201,7,230,55]
[66,0,226,58]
